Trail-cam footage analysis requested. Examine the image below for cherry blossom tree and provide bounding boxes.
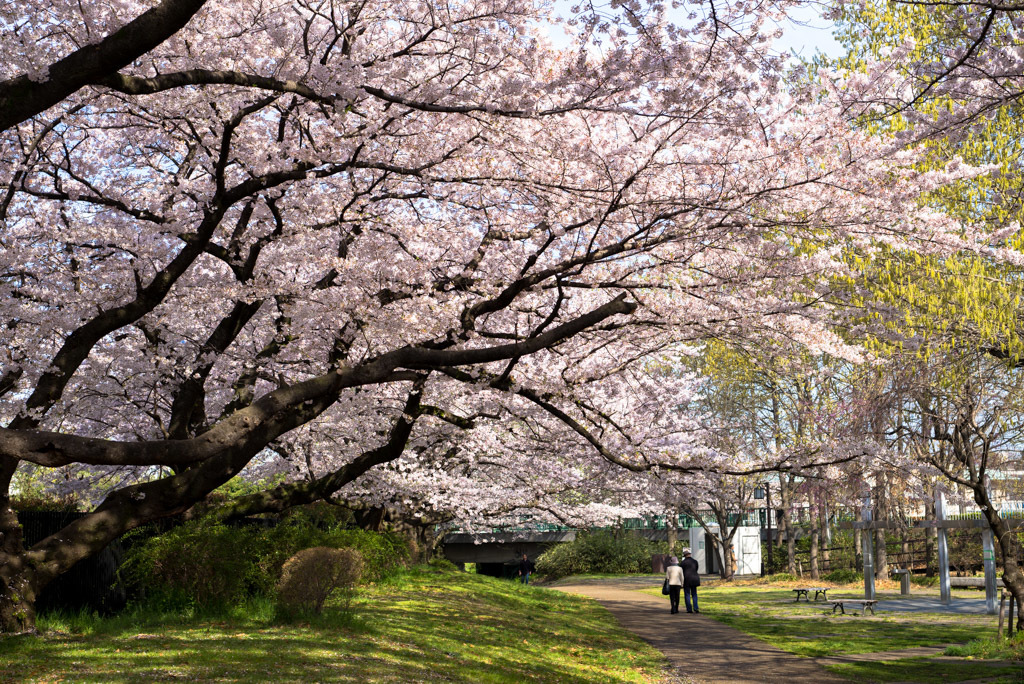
[0,0,977,632]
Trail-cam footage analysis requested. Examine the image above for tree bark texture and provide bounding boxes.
[925,494,937,576]
[667,515,679,556]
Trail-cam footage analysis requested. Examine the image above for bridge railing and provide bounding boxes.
[443,511,762,535]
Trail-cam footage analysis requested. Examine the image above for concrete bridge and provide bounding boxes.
[442,529,577,577]
[441,525,762,577]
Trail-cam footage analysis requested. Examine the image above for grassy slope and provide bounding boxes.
[1,566,670,684]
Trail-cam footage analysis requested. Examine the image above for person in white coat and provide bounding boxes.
[664,556,684,614]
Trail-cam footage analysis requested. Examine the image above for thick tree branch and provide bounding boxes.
[101,70,330,103]
[7,208,226,431]
[2,295,637,467]
[0,0,209,131]
[213,381,427,520]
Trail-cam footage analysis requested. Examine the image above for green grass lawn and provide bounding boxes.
[635,579,1023,683]
[824,657,1024,683]
[687,585,988,657]
[0,565,671,683]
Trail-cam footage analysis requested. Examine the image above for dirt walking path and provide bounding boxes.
[553,581,849,684]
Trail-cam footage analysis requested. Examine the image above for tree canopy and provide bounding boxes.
[0,0,1014,633]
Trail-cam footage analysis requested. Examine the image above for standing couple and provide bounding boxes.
[664,549,700,614]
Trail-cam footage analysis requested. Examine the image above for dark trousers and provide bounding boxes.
[668,585,681,612]
[684,586,699,612]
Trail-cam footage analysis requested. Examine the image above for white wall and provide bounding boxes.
[687,526,762,576]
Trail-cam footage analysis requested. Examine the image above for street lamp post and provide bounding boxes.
[755,483,774,576]
[766,484,773,573]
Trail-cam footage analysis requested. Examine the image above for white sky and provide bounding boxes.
[773,3,843,60]
[545,1,845,61]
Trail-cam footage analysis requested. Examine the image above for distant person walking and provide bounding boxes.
[664,555,684,613]
[681,548,700,613]
[518,553,535,584]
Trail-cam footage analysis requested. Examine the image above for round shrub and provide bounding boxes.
[254,518,410,588]
[276,547,363,616]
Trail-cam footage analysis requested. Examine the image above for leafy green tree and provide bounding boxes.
[831,0,1024,622]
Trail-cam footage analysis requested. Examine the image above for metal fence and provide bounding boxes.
[17,511,128,615]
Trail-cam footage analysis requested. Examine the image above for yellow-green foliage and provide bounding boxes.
[829,2,1024,362]
[535,530,663,580]
[846,248,1024,361]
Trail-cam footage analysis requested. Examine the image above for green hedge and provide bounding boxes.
[535,530,662,579]
[120,515,409,611]
[822,568,862,583]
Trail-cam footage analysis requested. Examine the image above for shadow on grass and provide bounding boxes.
[693,586,1005,658]
[2,567,666,684]
[822,656,1024,683]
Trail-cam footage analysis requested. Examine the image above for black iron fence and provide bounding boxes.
[17,510,128,615]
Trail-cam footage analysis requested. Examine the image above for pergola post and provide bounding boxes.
[823,503,831,547]
[936,491,951,605]
[862,494,875,600]
[982,527,998,615]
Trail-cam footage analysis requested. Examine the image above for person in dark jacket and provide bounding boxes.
[518,553,536,584]
[680,548,700,613]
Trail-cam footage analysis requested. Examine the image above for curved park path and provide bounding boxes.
[553,579,848,684]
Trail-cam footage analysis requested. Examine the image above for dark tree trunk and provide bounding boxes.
[722,538,736,580]
[820,507,831,573]
[875,528,888,581]
[710,505,738,580]
[1,458,37,634]
[0,572,36,636]
[667,514,679,556]
[357,507,387,532]
[874,481,888,581]
[777,481,796,574]
[0,513,37,634]
[925,494,936,576]
[775,477,788,552]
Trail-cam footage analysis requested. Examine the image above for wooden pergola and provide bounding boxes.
[842,493,1024,614]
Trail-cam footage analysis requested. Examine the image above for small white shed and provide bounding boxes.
[687,525,762,576]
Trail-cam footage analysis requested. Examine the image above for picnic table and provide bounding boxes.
[792,587,830,602]
[828,599,878,615]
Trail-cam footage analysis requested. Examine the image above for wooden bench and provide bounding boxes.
[950,577,1004,588]
[828,599,878,615]
[792,587,830,602]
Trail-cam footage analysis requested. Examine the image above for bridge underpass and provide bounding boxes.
[443,525,763,577]
[442,530,577,577]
